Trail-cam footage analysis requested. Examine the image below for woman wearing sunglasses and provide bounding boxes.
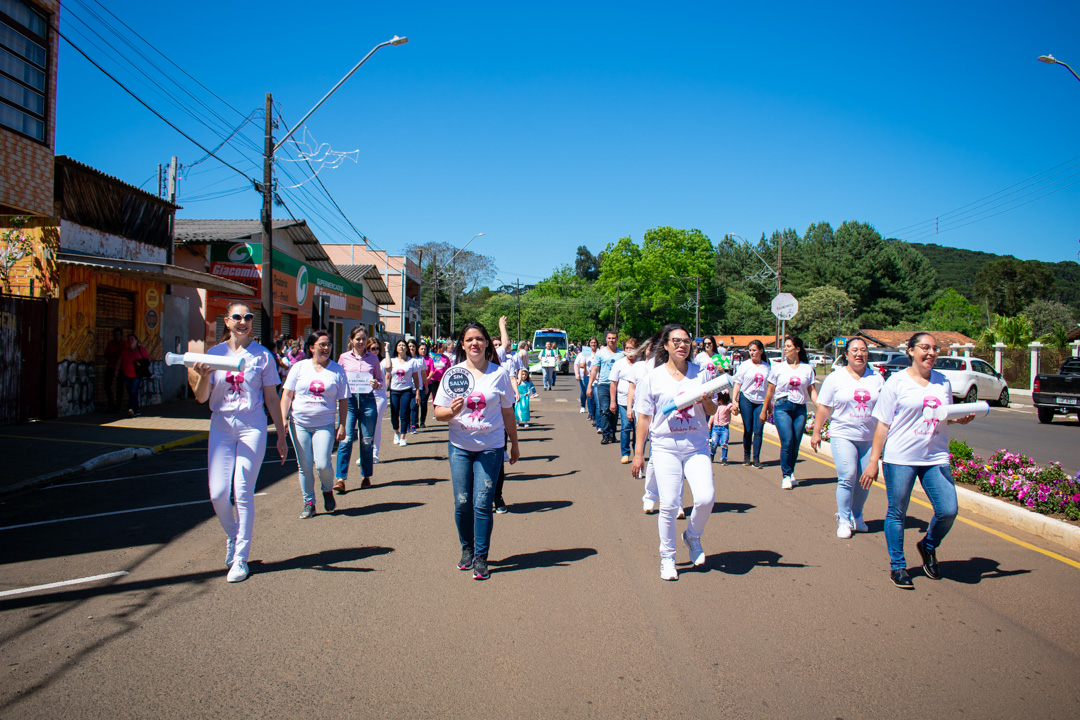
[334,326,384,493]
[189,302,288,583]
[632,324,717,581]
[859,332,975,589]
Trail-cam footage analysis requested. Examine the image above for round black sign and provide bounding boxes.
[442,367,475,398]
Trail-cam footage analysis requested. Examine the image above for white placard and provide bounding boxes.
[348,371,373,395]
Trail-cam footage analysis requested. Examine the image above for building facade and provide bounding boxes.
[322,244,421,340]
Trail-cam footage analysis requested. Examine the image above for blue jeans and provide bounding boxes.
[773,398,807,477]
[882,462,958,571]
[124,376,141,413]
[336,393,377,480]
[738,395,764,462]
[448,443,501,558]
[389,388,414,433]
[618,403,635,457]
[832,437,872,526]
[595,382,614,440]
[291,422,335,504]
[411,383,429,427]
[542,367,555,389]
[709,425,729,460]
[578,376,588,410]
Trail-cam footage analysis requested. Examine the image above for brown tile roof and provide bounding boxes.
[709,334,778,348]
[855,329,977,348]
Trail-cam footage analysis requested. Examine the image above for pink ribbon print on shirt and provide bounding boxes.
[853,388,871,415]
[751,372,765,390]
[308,380,326,401]
[919,396,942,434]
[225,371,245,396]
[465,392,487,423]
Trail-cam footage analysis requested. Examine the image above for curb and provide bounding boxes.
[1,431,209,499]
[732,419,1080,553]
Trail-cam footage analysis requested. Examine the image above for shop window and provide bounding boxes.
[0,0,48,142]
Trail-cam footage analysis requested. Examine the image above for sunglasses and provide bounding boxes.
[230,313,255,322]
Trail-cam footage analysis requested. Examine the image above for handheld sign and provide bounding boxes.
[442,366,475,399]
[348,371,373,395]
[660,374,732,416]
[165,352,244,373]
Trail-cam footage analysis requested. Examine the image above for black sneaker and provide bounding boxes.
[890,569,914,589]
[322,491,336,513]
[457,547,474,571]
[916,538,940,579]
[472,556,490,580]
[600,437,613,445]
[300,502,315,519]
[494,499,509,515]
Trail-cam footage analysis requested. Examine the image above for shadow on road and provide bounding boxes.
[517,437,551,443]
[509,500,572,514]
[863,517,929,535]
[700,549,807,575]
[368,477,447,489]
[489,547,597,572]
[518,455,559,463]
[509,470,579,482]
[710,502,755,514]
[937,556,1032,584]
[336,502,424,517]
[788,476,834,487]
[250,546,395,574]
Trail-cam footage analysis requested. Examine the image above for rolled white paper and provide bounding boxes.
[660,374,732,415]
[165,352,244,372]
[921,400,990,422]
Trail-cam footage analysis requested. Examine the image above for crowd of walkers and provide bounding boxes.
[188,305,974,589]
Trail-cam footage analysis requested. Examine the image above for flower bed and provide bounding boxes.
[949,439,1080,522]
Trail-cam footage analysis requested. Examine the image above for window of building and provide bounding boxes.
[0,0,47,142]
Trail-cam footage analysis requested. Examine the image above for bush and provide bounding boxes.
[950,449,1080,521]
[949,438,974,461]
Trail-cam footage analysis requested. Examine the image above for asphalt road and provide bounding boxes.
[2,382,1078,719]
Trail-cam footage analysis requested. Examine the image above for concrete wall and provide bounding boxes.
[60,220,167,262]
[161,294,190,401]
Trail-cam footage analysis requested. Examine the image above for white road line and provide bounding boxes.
[0,571,129,599]
[1,494,271,531]
[50,459,295,489]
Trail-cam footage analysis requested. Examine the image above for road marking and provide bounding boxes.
[732,422,1080,571]
[49,459,294,489]
[1,493,269,531]
[0,571,129,599]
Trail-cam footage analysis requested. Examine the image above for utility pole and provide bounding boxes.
[614,282,620,335]
[261,93,275,344]
[516,279,521,344]
[431,250,438,340]
[416,249,422,339]
[166,156,178,294]
[776,237,783,348]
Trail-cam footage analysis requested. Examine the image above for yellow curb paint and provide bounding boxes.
[731,421,1080,571]
[0,433,155,448]
[151,432,209,453]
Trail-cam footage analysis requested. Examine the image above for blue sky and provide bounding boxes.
[54,1,1080,285]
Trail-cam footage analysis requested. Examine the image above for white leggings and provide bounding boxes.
[208,411,267,563]
[373,390,387,456]
[651,448,715,560]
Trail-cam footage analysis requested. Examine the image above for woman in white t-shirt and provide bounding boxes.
[730,340,770,468]
[811,338,883,538]
[859,333,975,589]
[632,324,717,581]
[387,340,423,447]
[693,335,719,377]
[369,338,389,462]
[189,301,288,584]
[608,337,639,464]
[281,331,349,519]
[574,338,596,414]
[433,321,520,581]
[761,336,818,490]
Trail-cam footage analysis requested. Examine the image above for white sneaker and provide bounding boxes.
[781,475,794,490]
[579,407,586,413]
[373,453,380,464]
[226,559,249,583]
[225,537,236,568]
[790,475,799,487]
[676,507,686,520]
[682,530,705,566]
[852,517,868,533]
[643,500,659,514]
[836,515,853,539]
[356,457,362,466]
[399,436,407,447]
[393,434,400,445]
[660,558,678,581]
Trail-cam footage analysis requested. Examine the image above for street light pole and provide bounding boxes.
[259,36,407,342]
[1039,54,1080,84]
[447,232,484,337]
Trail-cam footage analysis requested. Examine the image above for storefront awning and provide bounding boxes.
[57,252,255,296]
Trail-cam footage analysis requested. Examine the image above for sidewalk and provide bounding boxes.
[0,399,214,497]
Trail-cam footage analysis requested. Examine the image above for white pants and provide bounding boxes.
[641,435,681,506]
[373,390,387,457]
[651,448,715,560]
[208,410,267,563]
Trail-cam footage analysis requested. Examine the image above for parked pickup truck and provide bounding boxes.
[1032,357,1080,424]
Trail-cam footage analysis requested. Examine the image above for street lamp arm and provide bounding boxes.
[1038,54,1080,84]
[274,36,408,153]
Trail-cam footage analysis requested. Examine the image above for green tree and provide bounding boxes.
[979,315,1034,348]
[973,258,1056,317]
[788,285,854,348]
[721,289,775,335]
[923,289,983,337]
[574,245,601,282]
[1020,299,1076,337]
[1041,324,1071,349]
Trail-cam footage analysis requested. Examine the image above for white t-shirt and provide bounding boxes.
[433,360,515,452]
[206,341,280,416]
[608,357,636,407]
[872,370,953,465]
[769,362,817,405]
[733,360,770,404]
[388,357,422,392]
[284,359,348,428]
[817,367,884,442]
[575,348,593,378]
[633,362,709,455]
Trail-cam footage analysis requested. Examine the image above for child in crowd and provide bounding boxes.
[514,368,537,428]
[709,390,733,465]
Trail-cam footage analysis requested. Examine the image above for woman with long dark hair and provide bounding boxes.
[860,333,975,588]
[761,336,818,489]
[334,325,384,493]
[369,337,389,463]
[632,324,717,581]
[189,301,287,583]
[731,339,770,468]
[433,322,520,580]
[388,339,422,447]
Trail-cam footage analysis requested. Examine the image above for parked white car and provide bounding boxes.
[934,356,1010,407]
[831,349,907,373]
